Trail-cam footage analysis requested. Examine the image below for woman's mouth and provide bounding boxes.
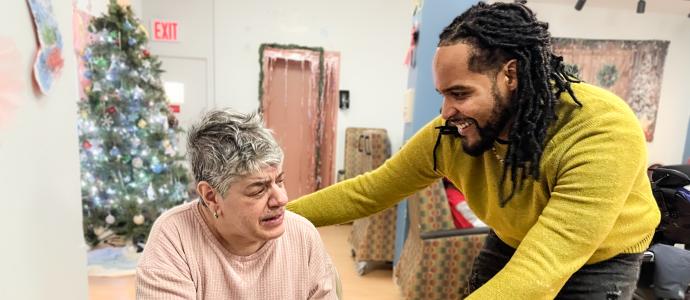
[260,212,284,227]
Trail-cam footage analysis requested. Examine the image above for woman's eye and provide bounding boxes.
[250,189,266,197]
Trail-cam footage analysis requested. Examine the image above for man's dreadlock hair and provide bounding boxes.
[438,2,580,206]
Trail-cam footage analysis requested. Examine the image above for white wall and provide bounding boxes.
[216,1,411,172]
[523,2,690,165]
[140,0,690,172]
[0,2,88,300]
[142,0,411,175]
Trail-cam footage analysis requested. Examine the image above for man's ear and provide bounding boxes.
[503,59,518,91]
[197,181,220,212]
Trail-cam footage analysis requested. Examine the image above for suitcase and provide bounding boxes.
[343,128,397,274]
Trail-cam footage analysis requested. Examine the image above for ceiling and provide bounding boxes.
[525,0,690,16]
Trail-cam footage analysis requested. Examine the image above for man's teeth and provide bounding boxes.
[457,121,471,129]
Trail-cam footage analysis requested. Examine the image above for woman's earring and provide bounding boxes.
[213,211,219,219]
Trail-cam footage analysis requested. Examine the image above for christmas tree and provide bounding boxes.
[77,0,190,248]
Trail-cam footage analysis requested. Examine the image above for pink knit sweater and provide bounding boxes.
[136,200,337,299]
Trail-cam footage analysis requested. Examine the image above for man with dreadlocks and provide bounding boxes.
[288,2,659,299]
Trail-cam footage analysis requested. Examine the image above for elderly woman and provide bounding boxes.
[136,109,337,299]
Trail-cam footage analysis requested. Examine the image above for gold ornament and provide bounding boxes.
[133,214,145,225]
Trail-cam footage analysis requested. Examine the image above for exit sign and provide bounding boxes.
[152,20,179,42]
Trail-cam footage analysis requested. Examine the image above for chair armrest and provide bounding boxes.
[420,227,490,240]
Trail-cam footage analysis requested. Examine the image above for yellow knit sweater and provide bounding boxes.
[287,82,660,299]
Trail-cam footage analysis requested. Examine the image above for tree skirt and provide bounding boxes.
[87,246,141,277]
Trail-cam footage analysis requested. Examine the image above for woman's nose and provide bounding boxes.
[268,186,288,207]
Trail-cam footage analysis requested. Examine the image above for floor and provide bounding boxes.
[88,224,401,299]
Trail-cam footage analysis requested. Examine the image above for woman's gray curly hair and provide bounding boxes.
[186,109,283,197]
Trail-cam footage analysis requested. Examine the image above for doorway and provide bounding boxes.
[259,44,340,200]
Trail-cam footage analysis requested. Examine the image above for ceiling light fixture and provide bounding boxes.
[575,0,586,11]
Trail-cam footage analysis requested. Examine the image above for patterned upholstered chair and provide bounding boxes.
[395,180,489,300]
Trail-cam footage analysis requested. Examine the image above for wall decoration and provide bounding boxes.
[552,38,669,142]
[27,0,64,94]
[404,22,419,67]
[0,38,24,130]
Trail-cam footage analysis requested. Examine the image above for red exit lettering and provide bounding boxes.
[152,20,179,42]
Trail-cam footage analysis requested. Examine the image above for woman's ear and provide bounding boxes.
[197,181,220,211]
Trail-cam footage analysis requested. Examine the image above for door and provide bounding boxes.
[260,45,339,200]
[158,56,211,154]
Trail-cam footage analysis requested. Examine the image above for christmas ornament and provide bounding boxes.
[101,115,113,127]
[105,214,115,224]
[109,147,120,156]
[147,184,156,200]
[132,137,141,147]
[91,82,102,92]
[151,162,164,174]
[94,226,106,236]
[93,57,107,69]
[133,214,145,225]
[83,140,92,149]
[132,86,144,101]
[123,20,134,31]
[165,145,175,156]
[106,106,116,114]
[132,157,144,168]
[137,119,147,128]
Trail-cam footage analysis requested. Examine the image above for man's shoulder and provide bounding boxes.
[553,82,639,135]
[559,82,635,119]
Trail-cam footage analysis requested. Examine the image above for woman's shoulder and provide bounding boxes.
[284,210,318,232]
[148,200,200,238]
[283,211,325,243]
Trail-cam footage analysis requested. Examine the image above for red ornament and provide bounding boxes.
[106,106,117,114]
[143,49,150,58]
[83,140,92,149]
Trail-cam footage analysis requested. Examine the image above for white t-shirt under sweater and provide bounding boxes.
[136,200,337,299]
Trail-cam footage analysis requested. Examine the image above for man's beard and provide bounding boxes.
[461,82,515,157]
